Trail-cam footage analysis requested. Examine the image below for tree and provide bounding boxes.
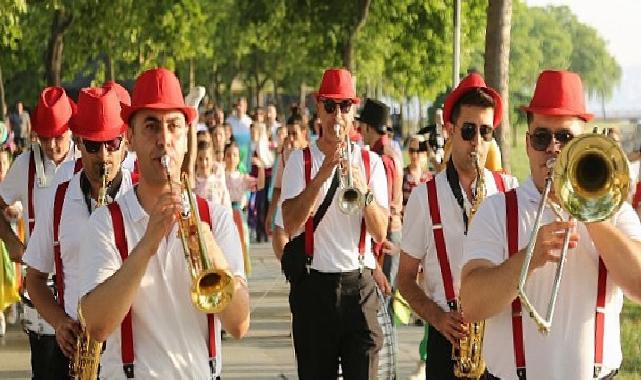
[0,0,27,117]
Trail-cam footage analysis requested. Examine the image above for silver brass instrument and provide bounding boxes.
[453,151,486,379]
[161,155,234,313]
[518,133,629,334]
[97,164,109,207]
[70,301,102,380]
[334,124,364,215]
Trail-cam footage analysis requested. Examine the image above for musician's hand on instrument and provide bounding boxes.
[381,240,400,256]
[373,265,392,295]
[142,191,182,252]
[531,220,579,270]
[434,309,468,347]
[318,146,340,182]
[54,316,81,358]
[350,164,369,195]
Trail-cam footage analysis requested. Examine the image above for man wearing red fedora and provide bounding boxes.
[397,72,517,379]
[79,68,249,379]
[0,86,80,378]
[460,70,641,380]
[23,86,134,378]
[281,68,390,379]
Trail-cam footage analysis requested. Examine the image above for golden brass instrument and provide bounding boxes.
[334,124,364,215]
[161,155,234,313]
[97,164,109,207]
[518,133,629,334]
[70,301,102,380]
[453,151,486,379]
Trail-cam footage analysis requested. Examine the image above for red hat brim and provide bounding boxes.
[121,103,197,125]
[70,119,127,141]
[519,105,594,122]
[444,85,503,128]
[314,92,361,104]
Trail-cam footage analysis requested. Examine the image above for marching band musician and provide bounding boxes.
[79,68,249,379]
[281,68,390,379]
[23,86,133,377]
[0,87,79,379]
[398,73,517,379]
[460,70,641,380]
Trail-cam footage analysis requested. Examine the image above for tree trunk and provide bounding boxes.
[45,8,73,86]
[0,63,6,121]
[484,0,512,173]
[189,59,195,89]
[105,54,115,81]
[341,0,371,71]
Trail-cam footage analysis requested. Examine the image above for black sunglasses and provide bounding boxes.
[460,123,494,142]
[82,136,123,154]
[528,128,574,151]
[322,99,352,114]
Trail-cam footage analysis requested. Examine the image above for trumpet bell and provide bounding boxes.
[191,269,235,313]
[553,134,630,222]
[337,187,364,215]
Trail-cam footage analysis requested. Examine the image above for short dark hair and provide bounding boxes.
[450,89,495,124]
[224,141,238,155]
[197,140,211,151]
[526,111,534,126]
[287,114,303,126]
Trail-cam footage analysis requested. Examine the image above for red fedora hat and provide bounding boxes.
[31,87,76,138]
[120,68,196,124]
[314,68,360,103]
[443,73,503,128]
[520,70,593,122]
[103,80,131,106]
[70,87,126,141]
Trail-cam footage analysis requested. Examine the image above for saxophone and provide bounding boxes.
[69,164,110,379]
[452,151,486,379]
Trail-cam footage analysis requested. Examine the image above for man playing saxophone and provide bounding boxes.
[398,73,517,379]
[23,85,134,378]
[78,68,249,380]
[460,70,641,380]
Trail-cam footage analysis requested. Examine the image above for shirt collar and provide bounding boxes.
[521,177,542,203]
[123,187,147,223]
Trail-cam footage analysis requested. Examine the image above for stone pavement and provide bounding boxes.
[0,242,424,379]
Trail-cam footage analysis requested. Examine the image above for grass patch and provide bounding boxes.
[621,300,641,377]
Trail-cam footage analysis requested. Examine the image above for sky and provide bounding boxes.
[525,0,640,116]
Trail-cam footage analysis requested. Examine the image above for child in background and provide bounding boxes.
[194,140,231,209]
[224,142,265,275]
[248,122,273,243]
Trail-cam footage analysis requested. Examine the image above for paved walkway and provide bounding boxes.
[0,242,424,379]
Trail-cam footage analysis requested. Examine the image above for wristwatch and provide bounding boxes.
[364,190,374,207]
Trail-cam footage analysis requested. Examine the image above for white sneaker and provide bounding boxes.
[0,312,6,336]
[408,360,425,380]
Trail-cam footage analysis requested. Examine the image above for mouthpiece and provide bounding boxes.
[334,124,341,137]
[161,155,171,170]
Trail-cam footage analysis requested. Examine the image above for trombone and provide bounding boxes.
[517,132,629,334]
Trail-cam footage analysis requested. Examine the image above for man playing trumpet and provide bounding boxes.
[460,70,641,380]
[398,73,517,379]
[23,86,134,377]
[79,68,249,379]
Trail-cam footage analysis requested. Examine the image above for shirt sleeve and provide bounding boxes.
[612,202,641,242]
[368,153,389,211]
[22,185,56,273]
[462,193,507,268]
[273,154,285,189]
[78,207,123,297]
[210,204,245,279]
[400,184,430,260]
[0,152,27,206]
[280,149,305,202]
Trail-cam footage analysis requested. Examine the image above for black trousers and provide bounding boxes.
[27,332,70,380]
[290,269,383,380]
[425,324,458,379]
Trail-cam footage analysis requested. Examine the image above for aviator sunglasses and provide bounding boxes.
[82,136,124,154]
[460,123,494,142]
[322,99,352,114]
[527,128,574,151]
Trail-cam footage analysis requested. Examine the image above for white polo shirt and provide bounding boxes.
[79,188,244,379]
[280,142,389,272]
[0,144,77,243]
[400,169,517,311]
[462,177,641,380]
[23,169,133,319]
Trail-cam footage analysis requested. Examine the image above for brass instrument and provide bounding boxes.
[334,124,364,215]
[97,164,109,207]
[161,155,234,313]
[70,301,102,380]
[453,151,486,379]
[518,133,629,334]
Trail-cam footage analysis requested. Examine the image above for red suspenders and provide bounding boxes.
[52,181,71,307]
[107,196,217,378]
[505,189,608,380]
[27,152,36,235]
[302,147,370,268]
[426,172,506,311]
[632,181,641,210]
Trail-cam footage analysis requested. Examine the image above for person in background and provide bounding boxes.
[266,104,281,145]
[248,122,273,243]
[226,97,252,172]
[194,140,231,209]
[0,148,20,337]
[211,124,227,163]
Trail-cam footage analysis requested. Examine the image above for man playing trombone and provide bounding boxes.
[460,70,641,380]
[398,73,517,379]
[79,68,249,379]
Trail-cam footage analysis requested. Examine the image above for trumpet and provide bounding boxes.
[97,164,109,207]
[453,151,486,379]
[334,124,364,215]
[161,155,234,313]
[517,133,629,334]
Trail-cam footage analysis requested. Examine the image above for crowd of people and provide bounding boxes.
[0,64,639,380]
